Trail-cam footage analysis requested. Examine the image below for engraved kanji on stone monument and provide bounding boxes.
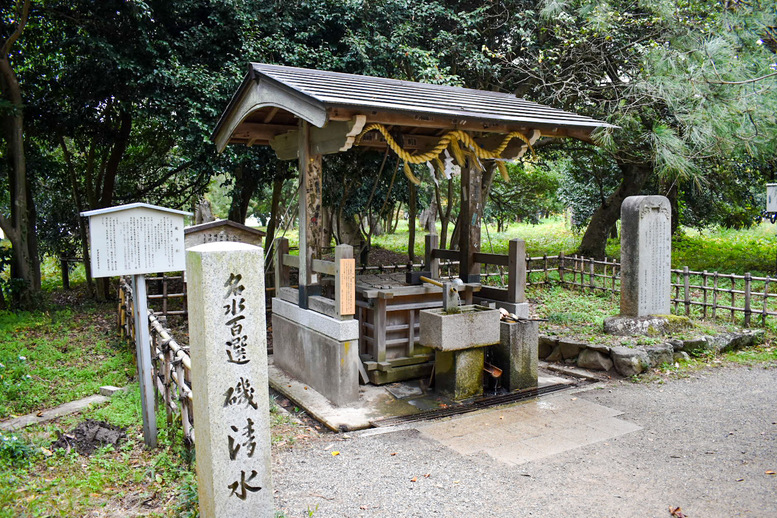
[620,196,671,317]
[187,242,272,517]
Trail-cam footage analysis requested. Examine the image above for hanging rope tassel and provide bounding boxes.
[448,138,467,168]
[497,161,510,182]
[403,162,421,185]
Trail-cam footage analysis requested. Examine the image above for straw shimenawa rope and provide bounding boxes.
[355,123,535,184]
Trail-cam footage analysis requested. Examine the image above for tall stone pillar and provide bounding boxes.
[620,195,671,317]
[187,242,273,517]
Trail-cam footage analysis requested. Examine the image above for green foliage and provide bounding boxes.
[486,163,562,230]
[0,432,39,469]
[0,306,134,418]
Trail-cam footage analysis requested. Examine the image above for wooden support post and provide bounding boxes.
[375,295,388,363]
[274,237,290,291]
[507,239,526,303]
[744,272,751,327]
[297,120,323,309]
[425,234,439,279]
[458,162,481,283]
[132,274,158,448]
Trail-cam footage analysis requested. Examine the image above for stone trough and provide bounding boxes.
[419,305,501,400]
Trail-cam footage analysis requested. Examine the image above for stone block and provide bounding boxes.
[645,343,674,367]
[673,351,690,362]
[586,343,612,354]
[99,385,124,397]
[603,316,670,337]
[493,320,538,391]
[272,298,358,342]
[620,195,671,317]
[545,345,563,363]
[272,313,359,407]
[679,337,708,354]
[577,349,613,371]
[610,346,650,377]
[559,339,586,359]
[435,348,484,400]
[538,335,558,359]
[419,305,500,351]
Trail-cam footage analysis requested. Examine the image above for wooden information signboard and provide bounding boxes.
[81,203,192,447]
[338,258,356,316]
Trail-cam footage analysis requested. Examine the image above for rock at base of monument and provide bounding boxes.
[603,314,692,337]
[545,345,563,362]
[645,343,674,367]
[673,351,691,362]
[577,349,613,371]
[559,339,586,360]
[610,346,650,377]
[538,335,558,359]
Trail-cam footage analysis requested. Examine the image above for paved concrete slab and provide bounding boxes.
[269,355,578,432]
[416,392,642,466]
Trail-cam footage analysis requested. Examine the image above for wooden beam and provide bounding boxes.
[263,107,279,124]
[230,122,297,142]
[270,116,367,160]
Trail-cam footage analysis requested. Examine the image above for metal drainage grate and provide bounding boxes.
[371,383,574,428]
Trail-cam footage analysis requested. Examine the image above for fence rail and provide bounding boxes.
[523,254,777,327]
[119,279,194,446]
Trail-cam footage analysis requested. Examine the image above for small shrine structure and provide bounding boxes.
[213,63,612,406]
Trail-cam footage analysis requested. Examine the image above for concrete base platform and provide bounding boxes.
[268,356,578,432]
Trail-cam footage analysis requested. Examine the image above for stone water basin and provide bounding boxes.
[419,305,501,351]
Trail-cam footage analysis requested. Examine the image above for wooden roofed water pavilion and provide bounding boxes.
[213,63,612,406]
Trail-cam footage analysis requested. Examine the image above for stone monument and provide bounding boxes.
[620,195,671,317]
[605,195,672,336]
[186,242,273,517]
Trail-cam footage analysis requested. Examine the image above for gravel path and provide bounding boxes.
[272,365,777,517]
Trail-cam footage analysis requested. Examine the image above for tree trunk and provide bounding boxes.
[264,174,285,253]
[578,162,652,259]
[228,164,261,224]
[99,109,132,208]
[0,0,39,306]
[663,179,680,235]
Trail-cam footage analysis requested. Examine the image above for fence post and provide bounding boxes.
[612,258,618,293]
[274,237,290,291]
[543,254,549,284]
[425,233,439,279]
[744,272,751,327]
[558,252,565,285]
[731,275,736,321]
[507,239,526,303]
[712,272,719,319]
[763,277,771,327]
[162,274,168,317]
[683,266,690,316]
[589,257,595,290]
[702,270,708,319]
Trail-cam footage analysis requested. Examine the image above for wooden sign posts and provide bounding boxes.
[81,203,191,448]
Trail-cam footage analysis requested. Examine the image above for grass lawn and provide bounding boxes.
[0,300,134,419]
